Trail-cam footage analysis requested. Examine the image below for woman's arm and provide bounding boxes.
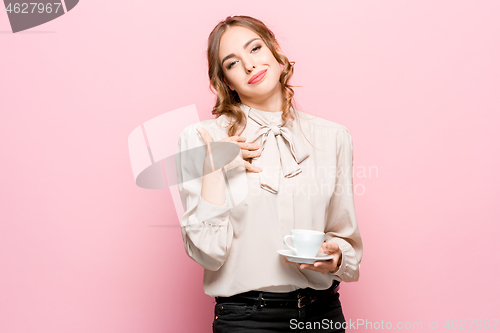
[197,127,228,207]
[176,124,234,271]
[176,124,261,271]
[324,127,363,282]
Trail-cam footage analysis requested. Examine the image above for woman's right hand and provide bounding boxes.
[196,127,262,173]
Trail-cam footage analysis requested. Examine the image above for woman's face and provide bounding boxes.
[218,26,282,104]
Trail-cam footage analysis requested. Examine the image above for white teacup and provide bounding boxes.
[283,229,325,257]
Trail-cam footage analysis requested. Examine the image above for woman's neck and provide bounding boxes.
[240,92,285,113]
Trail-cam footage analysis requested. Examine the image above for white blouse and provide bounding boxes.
[176,103,363,297]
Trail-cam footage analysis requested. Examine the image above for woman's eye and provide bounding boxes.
[226,46,261,70]
[251,45,262,52]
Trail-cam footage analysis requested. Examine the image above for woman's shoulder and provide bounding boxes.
[294,110,353,154]
[295,110,350,134]
[178,115,230,144]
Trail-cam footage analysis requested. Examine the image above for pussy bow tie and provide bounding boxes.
[246,107,310,194]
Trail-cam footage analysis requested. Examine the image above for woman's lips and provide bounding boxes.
[248,69,267,84]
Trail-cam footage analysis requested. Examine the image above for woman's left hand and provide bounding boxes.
[285,241,342,274]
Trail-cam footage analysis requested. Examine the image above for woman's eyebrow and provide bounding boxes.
[221,37,261,66]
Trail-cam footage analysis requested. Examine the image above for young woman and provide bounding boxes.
[176,15,363,332]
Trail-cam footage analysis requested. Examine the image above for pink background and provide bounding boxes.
[1,1,499,332]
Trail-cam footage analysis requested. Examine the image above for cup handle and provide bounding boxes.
[283,235,297,254]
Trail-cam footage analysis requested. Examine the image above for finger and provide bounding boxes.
[322,241,340,254]
[320,259,336,271]
[312,261,333,272]
[300,263,330,274]
[243,160,262,173]
[242,149,262,159]
[222,136,246,143]
[196,127,214,143]
[231,136,247,142]
[238,142,260,151]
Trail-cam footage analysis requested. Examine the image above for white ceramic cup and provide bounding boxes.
[283,229,325,257]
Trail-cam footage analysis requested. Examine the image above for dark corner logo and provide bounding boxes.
[3,0,79,33]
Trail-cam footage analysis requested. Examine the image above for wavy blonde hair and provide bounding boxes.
[207,15,300,137]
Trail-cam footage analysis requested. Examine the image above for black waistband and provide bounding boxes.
[216,280,340,302]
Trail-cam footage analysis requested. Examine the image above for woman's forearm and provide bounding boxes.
[200,167,227,206]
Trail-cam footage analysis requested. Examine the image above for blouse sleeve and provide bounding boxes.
[324,127,363,282]
[176,124,234,271]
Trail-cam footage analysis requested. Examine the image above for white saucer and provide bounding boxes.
[278,249,334,264]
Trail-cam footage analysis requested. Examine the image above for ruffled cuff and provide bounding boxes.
[329,245,347,278]
[195,195,231,225]
[326,237,358,282]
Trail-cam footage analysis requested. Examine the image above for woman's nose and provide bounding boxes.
[245,64,256,73]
